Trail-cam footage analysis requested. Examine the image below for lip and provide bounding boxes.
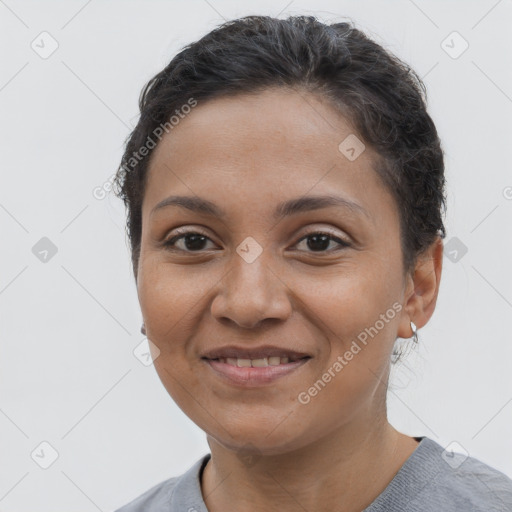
[204,357,311,387]
[201,344,311,360]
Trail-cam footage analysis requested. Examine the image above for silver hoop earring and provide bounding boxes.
[410,321,418,344]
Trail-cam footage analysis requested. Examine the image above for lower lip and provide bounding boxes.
[204,358,311,387]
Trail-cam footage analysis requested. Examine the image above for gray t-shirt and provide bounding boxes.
[114,437,512,511]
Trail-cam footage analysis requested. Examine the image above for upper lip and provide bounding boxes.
[201,345,311,360]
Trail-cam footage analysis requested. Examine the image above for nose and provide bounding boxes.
[210,253,293,329]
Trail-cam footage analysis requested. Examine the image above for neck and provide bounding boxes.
[201,416,419,512]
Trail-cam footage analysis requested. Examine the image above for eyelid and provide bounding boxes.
[164,226,216,247]
[172,226,211,238]
[296,226,351,245]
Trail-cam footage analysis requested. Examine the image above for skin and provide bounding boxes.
[136,87,443,512]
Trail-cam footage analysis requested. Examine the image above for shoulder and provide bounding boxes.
[409,438,512,511]
[432,454,512,510]
[366,437,512,512]
[113,476,179,512]
[112,453,210,512]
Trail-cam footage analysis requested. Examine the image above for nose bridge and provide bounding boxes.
[211,245,291,328]
[232,246,275,296]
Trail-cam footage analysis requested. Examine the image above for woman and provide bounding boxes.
[113,15,512,512]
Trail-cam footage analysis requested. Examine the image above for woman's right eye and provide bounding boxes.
[163,231,217,252]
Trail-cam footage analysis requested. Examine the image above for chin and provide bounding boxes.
[208,425,310,458]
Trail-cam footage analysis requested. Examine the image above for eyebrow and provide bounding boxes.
[150,194,371,221]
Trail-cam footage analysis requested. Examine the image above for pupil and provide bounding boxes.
[307,234,330,251]
[185,234,207,251]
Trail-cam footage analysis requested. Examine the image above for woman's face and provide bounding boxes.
[137,88,414,455]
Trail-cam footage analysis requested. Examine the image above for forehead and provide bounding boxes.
[142,88,394,222]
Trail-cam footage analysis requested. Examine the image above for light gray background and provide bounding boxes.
[1,0,511,510]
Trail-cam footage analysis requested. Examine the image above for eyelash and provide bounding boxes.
[163,228,351,254]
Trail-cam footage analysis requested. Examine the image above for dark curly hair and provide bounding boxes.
[113,14,446,285]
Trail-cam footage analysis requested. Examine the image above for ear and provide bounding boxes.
[397,236,444,339]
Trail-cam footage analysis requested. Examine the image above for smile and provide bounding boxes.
[203,356,311,386]
[212,356,306,367]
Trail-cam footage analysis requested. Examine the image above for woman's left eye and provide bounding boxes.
[294,232,350,252]
[163,230,350,253]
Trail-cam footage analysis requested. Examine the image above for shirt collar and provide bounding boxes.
[169,453,211,512]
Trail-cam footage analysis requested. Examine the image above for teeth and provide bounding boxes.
[251,358,268,367]
[219,356,293,367]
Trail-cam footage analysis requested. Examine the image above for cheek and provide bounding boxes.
[298,266,395,341]
[151,355,215,437]
[297,265,399,385]
[137,259,212,347]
